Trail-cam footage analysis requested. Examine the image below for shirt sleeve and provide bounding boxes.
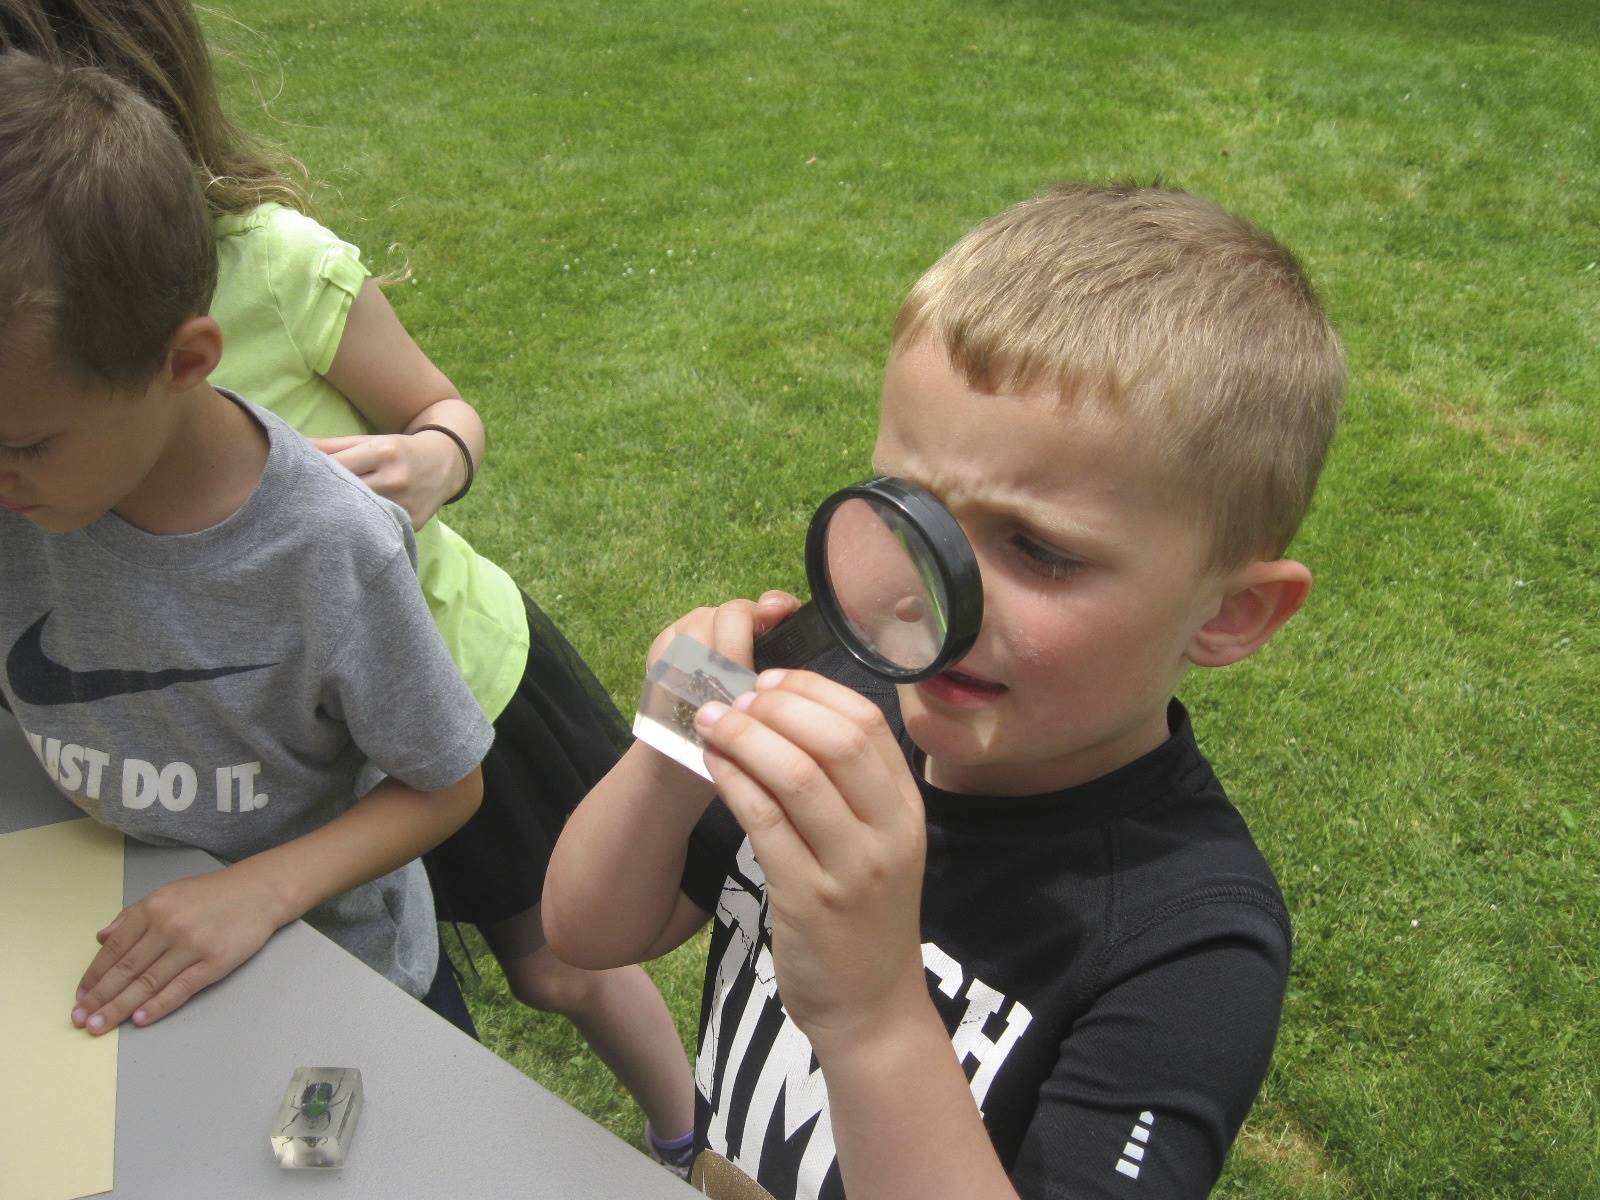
[1009,895,1290,1200]
[321,548,494,796]
[262,207,371,376]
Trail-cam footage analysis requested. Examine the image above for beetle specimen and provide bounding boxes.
[280,1079,349,1136]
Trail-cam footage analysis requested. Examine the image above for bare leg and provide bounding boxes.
[482,904,695,1139]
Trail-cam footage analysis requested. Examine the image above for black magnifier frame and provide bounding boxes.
[752,475,983,683]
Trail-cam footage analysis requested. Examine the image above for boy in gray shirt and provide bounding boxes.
[0,54,492,1032]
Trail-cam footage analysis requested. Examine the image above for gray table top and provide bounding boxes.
[2,712,696,1199]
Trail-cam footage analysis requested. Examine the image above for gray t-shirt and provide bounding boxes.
[0,394,494,996]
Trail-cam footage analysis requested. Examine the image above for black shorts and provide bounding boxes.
[421,592,628,926]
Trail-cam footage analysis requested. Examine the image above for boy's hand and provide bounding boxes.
[310,431,460,529]
[543,597,803,971]
[695,668,931,1057]
[72,864,285,1035]
[646,591,800,674]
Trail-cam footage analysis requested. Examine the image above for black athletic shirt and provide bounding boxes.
[680,649,1290,1199]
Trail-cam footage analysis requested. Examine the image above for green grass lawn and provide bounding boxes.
[210,2,1597,1194]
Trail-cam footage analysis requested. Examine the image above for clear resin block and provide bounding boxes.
[271,1067,363,1169]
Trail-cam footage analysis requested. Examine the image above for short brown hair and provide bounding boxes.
[0,49,216,383]
[893,183,1345,570]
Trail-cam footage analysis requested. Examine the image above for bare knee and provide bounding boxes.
[502,947,606,1016]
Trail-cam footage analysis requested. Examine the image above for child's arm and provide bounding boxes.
[72,768,482,1036]
[542,593,797,968]
[694,669,1021,1200]
[542,739,716,967]
[311,280,485,529]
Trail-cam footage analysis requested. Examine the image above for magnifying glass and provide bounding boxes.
[752,476,982,682]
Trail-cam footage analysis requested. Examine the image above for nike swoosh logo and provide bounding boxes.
[6,611,277,706]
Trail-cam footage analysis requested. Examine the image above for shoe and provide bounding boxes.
[644,1123,695,1181]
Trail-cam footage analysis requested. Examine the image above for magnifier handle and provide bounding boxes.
[752,602,834,672]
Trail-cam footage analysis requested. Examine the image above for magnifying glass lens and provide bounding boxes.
[823,497,949,672]
[752,475,981,682]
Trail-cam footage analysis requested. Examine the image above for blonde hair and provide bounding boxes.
[0,0,307,216]
[893,183,1345,570]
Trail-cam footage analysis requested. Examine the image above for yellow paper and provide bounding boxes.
[0,819,124,1200]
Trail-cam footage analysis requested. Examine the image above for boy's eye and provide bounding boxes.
[1009,534,1081,581]
[0,441,48,460]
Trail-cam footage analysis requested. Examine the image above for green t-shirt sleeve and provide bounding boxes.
[263,207,372,376]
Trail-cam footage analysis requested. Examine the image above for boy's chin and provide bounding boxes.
[897,690,1004,773]
[14,508,88,534]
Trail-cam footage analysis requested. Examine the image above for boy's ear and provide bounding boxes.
[1186,559,1312,668]
[164,316,223,389]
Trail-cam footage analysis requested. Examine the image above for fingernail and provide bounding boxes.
[733,690,757,711]
[132,1010,147,1025]
[696,701,728,729]
[756,669,787,689]
[71,1007,87,1026]
[88,1013,105,1032]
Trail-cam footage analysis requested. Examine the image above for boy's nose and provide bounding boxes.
[965,544,998,627]
[0,474,33,509]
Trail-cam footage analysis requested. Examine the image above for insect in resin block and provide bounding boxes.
[271,1067,363,1168]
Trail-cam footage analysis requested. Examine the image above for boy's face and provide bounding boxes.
[0,330,179,534]
[873,340,1235,795]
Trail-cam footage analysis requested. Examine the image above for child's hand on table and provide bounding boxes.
[73,863,285,1035]
[693,667,932,1060]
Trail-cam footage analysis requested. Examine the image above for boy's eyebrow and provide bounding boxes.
[871,460,1117,555]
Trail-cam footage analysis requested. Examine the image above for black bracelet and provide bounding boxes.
[414,424,475,505]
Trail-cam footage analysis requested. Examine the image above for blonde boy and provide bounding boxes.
[545,183,1344,1199]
